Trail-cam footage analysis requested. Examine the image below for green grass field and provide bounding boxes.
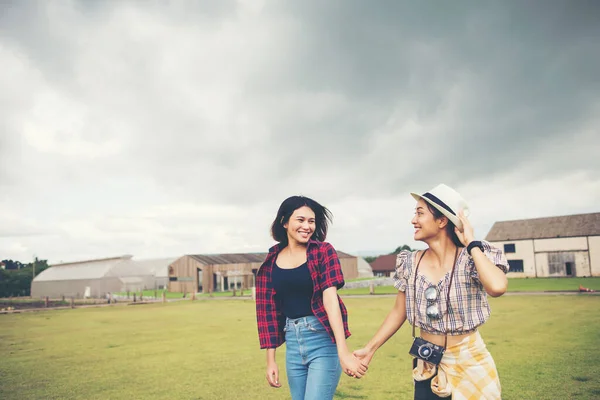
[1,294,599,399]
[339,277,600,295]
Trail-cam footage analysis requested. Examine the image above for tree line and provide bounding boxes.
[0,258,50,297]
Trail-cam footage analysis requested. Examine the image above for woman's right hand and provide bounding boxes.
[352,347,375,367]
[266,361,281,388]
[339,351,368,378]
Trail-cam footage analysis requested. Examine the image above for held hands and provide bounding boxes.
[454,210,475,247]
[340,351,368,379]
[266,361,281,388]
[352,347,375,368]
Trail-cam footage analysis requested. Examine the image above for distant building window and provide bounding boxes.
[504,244,516,253]
[169,277,178,281]
[508,259,524,272]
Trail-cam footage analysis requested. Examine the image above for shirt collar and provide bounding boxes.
[267,239,320,255]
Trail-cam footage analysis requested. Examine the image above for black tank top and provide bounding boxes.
[272,262,314,318]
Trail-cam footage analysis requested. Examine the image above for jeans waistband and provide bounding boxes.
[285,315,319,327]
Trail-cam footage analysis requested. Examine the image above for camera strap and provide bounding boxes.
[412,246,459,350]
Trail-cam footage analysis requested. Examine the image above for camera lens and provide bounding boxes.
[418,344,432,359]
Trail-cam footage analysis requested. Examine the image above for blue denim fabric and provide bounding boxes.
[284,316,342,400]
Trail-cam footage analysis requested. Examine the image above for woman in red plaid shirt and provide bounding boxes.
[256,195,367,400]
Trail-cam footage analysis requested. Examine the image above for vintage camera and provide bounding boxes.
[409,337,445,365]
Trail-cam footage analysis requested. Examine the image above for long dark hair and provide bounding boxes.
[425,202,464,248]
[271,196,333,245]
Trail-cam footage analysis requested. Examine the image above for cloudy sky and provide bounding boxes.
[1,0,598,264]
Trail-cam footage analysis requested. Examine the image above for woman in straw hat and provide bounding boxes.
[353,184,509,399]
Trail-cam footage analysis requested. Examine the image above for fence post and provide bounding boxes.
[162,291,166,303]
[140,292,143,301]
[233,288,236,297]
[133,293,137,303]
[209,288,213,298]
[70,297,75,309]
[61,295,65,302]
[191,292,196,301]
[45,296,49,308]
[369,283,375,295]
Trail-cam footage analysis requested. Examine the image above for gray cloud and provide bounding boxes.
[0,0,598,262]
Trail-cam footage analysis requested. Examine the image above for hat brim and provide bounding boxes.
[410,192,464,231]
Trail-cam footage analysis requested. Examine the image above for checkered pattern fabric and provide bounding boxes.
[413,331,502,399]
[393,241,509,335]
[255,240,349,349]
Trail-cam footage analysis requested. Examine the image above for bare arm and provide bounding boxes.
[353,291,408,365]
[455,210,508,297]
[323,287,368,377]
[470,248,508,297]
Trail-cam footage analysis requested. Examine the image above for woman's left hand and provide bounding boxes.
[455,210,475,246]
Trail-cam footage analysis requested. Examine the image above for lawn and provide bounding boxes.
[1,295,599,399]
[113,289,253,299]
[339,277,600,295]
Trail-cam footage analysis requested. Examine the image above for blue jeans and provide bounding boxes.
[284,316,342,400]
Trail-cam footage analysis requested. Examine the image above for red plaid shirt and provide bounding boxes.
[255,240,350,349]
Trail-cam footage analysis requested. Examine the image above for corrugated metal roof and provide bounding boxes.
[485,212,600,241]
[133,258,178,278]
[34,259,122,281]
[52,255,132,267]
[188,249,356,266]
[189,253,268,265]
[34,258,155,282]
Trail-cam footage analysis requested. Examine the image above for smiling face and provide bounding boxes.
[411,198,446,242]
[284,206,316,245]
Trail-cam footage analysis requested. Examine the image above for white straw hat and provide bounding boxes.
[410,184,470,231]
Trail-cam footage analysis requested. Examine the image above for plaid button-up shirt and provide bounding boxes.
[256,240,350,349]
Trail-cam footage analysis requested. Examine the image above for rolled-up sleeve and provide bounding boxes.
[319,242,345,290]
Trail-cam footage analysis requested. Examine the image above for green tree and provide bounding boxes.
[391,244,412,254]
[0,257,50,297]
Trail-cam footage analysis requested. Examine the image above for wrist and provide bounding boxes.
[337,345,350,356]
[467,240,484,256]
[365,342,377,354]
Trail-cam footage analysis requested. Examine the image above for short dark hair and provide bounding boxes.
[271,196,333,244]
[425,202,464,248]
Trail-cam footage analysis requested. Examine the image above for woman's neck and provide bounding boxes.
[285,239,307,255]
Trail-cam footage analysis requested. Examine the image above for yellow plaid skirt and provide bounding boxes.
[413,331,501,399]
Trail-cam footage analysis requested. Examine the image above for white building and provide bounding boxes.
[486,212,600,278]
[31,256,175,298]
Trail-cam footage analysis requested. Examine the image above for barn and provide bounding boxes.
[486,212,600,277]
[168,250,361,294]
